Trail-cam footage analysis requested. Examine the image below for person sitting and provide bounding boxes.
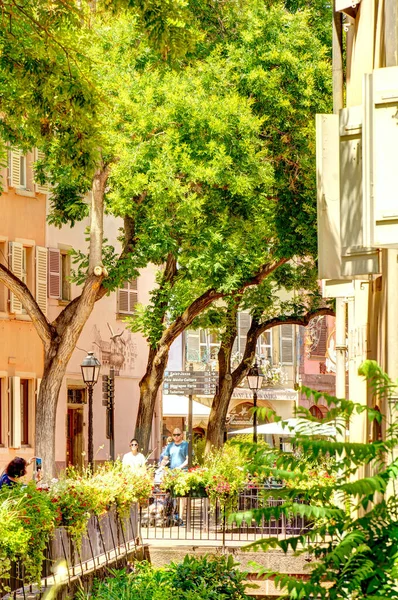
[0,457,32,489]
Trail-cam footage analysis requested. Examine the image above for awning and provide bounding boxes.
[162,394,211,417]
[228,418,346,437]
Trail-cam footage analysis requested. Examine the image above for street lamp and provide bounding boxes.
[246,362,264,443]
[81,351,101,470]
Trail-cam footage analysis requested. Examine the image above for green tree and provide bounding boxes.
[203,261,335,450]
[0,2,231,475]
[122,2,332,451]
[238,361,398,599]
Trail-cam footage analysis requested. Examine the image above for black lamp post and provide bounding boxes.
[246,362,264,443]
[81,351,101,470]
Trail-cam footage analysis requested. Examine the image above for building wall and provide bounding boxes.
[0,163,47,470]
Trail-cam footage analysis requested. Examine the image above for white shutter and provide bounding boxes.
[9,376,21,448]
[118,280,138,314]
[48,248,61,299]
[186,330,200,362]
[280,324,294,365]
[34,149,49,194]
[35,246,48,315]
[365,67,398,248]
[9,241,23,314]
[316,114,343,280]
[238,312,251,356]
[10,150,21,188]
[338,107,380,277]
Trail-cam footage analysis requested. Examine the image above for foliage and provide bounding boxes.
[49,462,153,543]
[0,483,59,588]
[0,462,152,587]
[235,360,398,599]
[161,443,250,509]
[79,555,249,600]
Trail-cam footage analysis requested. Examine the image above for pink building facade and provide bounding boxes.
[299,315,336,416]
[46,209,160,471]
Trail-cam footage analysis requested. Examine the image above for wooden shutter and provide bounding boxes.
[34,149,49,193]
[186,330,200,362]
[9,376,21,448]
[310,318,328,358]
[35,246,48,315]
[118,280,138,314]
[9,241,23,314]
[10,150,21,188]
[280,324,294,364]
[238,312,251,356]
[48,248,61,299]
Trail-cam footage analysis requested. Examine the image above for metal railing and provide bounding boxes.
[2,505,139,599]
[139,486,311,543]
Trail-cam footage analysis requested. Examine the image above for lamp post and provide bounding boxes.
[246,362,264,443]
[81,351,101,470]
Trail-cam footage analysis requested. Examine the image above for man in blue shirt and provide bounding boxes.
[165,429,188,470]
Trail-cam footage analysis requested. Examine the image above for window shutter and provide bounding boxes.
[9,376,21,448]
[186,330,200,362]
[310,318,328,358]
[118,280,138,314]
[34,149,49,193]
[9,241,23,314]
[281,324,294,365]
[35,246,48,315]
[238,312,251,356]
[10,150,21,188]
[48,248,61,299]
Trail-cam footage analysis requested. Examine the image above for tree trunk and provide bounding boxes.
[205,376,234,450]
[135,345,170,453]
[134,258,287,455]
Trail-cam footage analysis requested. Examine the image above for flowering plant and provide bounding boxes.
[0,483,59,587]
[204,445,248,510]
[161,467,208,497]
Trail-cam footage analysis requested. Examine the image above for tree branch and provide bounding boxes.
[232,307,336,385]
[0,263,53,347]
[159,256,288,349]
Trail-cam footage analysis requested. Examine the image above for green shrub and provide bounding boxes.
[78,555,250,600]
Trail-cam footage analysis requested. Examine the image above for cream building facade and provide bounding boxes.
[318,0,398,444]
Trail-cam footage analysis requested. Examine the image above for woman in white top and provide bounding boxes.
[122,438,146,471]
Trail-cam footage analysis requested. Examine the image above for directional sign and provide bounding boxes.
[163,370,218,395]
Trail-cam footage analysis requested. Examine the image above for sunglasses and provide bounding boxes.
[130,443,138,447]
[173,433,182,437]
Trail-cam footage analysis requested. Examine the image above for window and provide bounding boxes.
[67,388,86,404]
[199,330,219,362]
[257,331,272,363]
[117,280,138,315]
[60,252,71,301]
[20,379,29,445]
